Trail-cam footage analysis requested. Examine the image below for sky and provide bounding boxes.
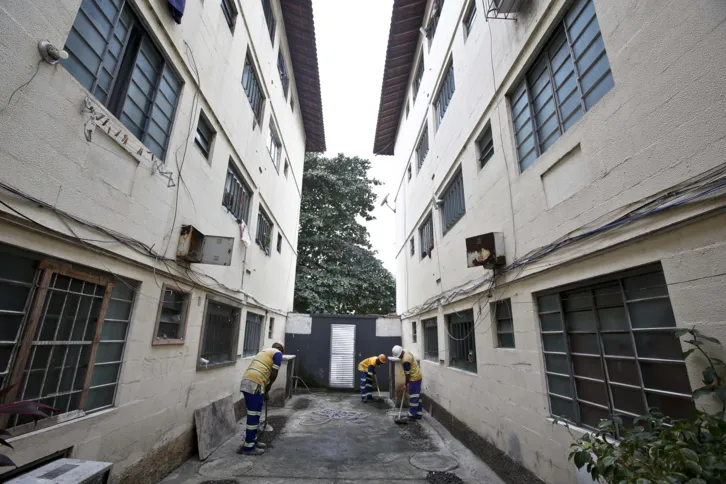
[312,0,398,273]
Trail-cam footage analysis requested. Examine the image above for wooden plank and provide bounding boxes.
[78,282,115,409]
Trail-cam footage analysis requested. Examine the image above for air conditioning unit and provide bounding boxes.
[176,225,234,266]
[7,459,112,484]
[465,232,506,269]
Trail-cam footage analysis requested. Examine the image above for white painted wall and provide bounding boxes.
[391,1,726,483]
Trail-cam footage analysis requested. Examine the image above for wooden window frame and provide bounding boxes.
[151,283,191,346]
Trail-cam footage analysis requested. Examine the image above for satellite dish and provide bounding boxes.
[380,193,390,207]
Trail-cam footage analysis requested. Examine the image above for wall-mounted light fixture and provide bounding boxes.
[38,40,68,65]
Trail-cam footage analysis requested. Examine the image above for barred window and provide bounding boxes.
[221,0,237,32]
[195,111,215,159]
[268,122,282,170]
[256,208,273,255]
[413,55,424,101]
[405,101,410,118]
[416,124,429,171]
[463,1,477,37]
[222,161,252,223]
[412,321,418,343]
[537,264,693,429]
[426,0,445,43]
[419,214,434,259]
[494,299,514,348]
[407,164,412,180]
[277,233,283,253]
[447,310,476,373]
[62,0,182,159]
[268,317,275,339]
[278,50,289,98]
[243,312,264,357]
[440,169,465,234]
[201,299,239,365]
[477,124,494,168]
[434,61,455,129]
[242,53,265,124]
[153,285,189,343]
[511,0,614,172]
[261,0,276,42]
[410,237,415,257]
[423,318,438,361]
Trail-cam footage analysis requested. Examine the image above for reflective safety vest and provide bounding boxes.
[401,351,422,382]
[243,348,281,386]
[357,356,380,373]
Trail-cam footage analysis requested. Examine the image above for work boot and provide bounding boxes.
[236,446,265,455]
[256,442,267,449]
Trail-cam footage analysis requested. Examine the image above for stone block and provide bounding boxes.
[193,394,237,460]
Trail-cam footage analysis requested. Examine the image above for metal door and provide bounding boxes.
[329,324,355,388]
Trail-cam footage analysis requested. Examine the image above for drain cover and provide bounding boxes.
[409,453,459,472]
[199,457,253,478]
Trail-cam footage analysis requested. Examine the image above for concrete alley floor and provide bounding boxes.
[162,392,505,484]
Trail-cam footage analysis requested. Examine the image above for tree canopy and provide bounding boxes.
[294,153,396,314]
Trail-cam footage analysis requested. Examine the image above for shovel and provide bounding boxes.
[374,381,383,402]
[393,386,408,425]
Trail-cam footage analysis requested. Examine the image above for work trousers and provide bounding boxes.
[360,371,373,401]
[408,379,423,418]
[242,391,264,451]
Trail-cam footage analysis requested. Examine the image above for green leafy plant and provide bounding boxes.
[566,327,726,483]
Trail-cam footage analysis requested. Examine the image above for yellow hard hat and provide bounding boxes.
[378,354,387,363]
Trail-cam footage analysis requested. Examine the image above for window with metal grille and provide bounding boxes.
[416,124,429,171]
[447,310,477,373]
[511,0,614,172]
[222,161,252,223]
[477,124,494,168]
[242,53,265,124]
[494,299,514,348]
[153,285,189,344]
[407,164,412,180]
[434,61,455,129]
[243,312,264,357]
[426,0,445,43]
[195,111,215,159]
[463,0,477,37]
[419,214,434,259]
[256,208,273,255]
[268,317,275,339]
[0,247,137,431]
[537,264,693,429]
[277,233,283,253]
[440,169,466,234]
[410,237,415,257]
[262,0,276,42]
[412,321,418,343]
[221,0,238,32]
[200,299,239,366]
[423,318,438,361]
[62,0,182,160]
[413,55,424,101]
[268,122,282,170]
[278,50,289,98]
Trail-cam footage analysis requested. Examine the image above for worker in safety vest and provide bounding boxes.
[392,345,423,421]
[357,354,387,402]
[237,341,284,456]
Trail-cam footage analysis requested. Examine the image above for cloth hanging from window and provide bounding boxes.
[167,0,185,24]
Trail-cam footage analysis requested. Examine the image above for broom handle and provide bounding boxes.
[397,385,405,419]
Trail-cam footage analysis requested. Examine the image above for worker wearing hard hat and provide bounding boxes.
[357,354,387,402]
[237,341,285,456]
[392,345,423,420]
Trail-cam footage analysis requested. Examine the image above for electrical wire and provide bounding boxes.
[0,59,42,118]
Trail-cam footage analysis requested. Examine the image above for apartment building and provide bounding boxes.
[0,0,323,480]
[375,0,726,482]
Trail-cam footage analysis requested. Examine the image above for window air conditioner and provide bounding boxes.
[7,459,112,484]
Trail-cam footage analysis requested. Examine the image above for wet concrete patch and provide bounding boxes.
[292,398,313,410]
[410,453,458,472]
[398,421,439,452]
[367,399,392,410]
[258,415,288,447]
[426,471,465,484]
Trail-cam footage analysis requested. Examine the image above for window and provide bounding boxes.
[511,0,614,172]
[221,0,238,32]
[242,53,265,124]
[477,124,494,168]
[412,321,418,343]
[0,247,138,430]
[153,285,189,344]
[243,312,264,357]
[62,1,182,159]
[277,233,283,253]
[447,310,476,373]
[440,169,465,234]
[423,318,438,361]
[463,1,477,37]
[410,237,415,257]
[261,0,276,42]
[416,124,429,171]
[419,214,434,259]
[426,0,445,43]
[494,299,514,348]
[278,50,289,98]
[268,317,275,339]
[284,159,290,178]
[268,122,282,170]
[291,96,295,112]
[256,208,273,255]
[405,101,410,118]
[195,111,215,159]
[200,298,240,366]
[537,264,693,429]
[222,161,252,223]
[412,54,424,101]
[407,164,412,181]
[434,61,455,129]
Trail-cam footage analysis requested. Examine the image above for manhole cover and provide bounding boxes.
[410,453,459,472]
[199,457,253,478]
[426,471,465,484]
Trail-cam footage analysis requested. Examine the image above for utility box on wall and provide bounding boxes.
[177,225,234,266]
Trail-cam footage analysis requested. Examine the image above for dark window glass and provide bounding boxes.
[194,111,215,159]
[261,0,276,42]
[410,237,415,257]
[441,170,465,234]
[434,61,455,129]
[464,1,477,36]
[155,287,188,341]
[477,125,494,168]
[423,318,438,361]
[222,161,252,223]
[277,50,289,97]
[413,55,424,101]
[256,208,273,255]
[416,124,429,171]
[276,233,282,253]
[221,0,238,32]
[243,312,263,357]
[201,300,238,365]
[419,214,434,259]
[447,310,476,373]
[242,53,265,124]
[494,299,514,348]
[412,321,417,343]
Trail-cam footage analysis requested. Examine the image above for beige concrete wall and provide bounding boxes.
[393,1,726,483]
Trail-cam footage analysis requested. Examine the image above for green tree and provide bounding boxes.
[294,153,395,314]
